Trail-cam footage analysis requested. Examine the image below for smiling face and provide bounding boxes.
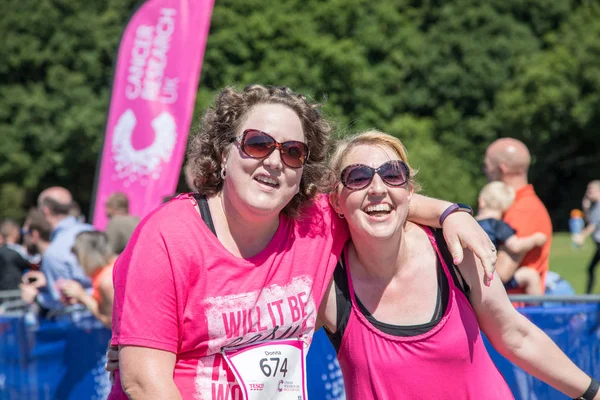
[221,103,306,219]
[332,143,413,241]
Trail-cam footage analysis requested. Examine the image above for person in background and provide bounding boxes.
[104,192,140,255]
[0,218,31,291]
[0,245,30,291]
[476,181,547,295]
[69,200,86,223]
[0,219,28,259]
[19,209,53,303]
[483,138,553,293]
[321,130,599,400]
[21,187,92,310]
[59,231,116,328]
[570,209,586,247]
[574,180,600,293]
[0,216,43,267]
[544,270,576,297]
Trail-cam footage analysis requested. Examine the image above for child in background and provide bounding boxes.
[569,209,585,248]
[476,181,547,295]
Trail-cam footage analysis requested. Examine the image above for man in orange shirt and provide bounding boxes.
[483,138,553,293]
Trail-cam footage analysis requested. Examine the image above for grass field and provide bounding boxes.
[548,232,599,294]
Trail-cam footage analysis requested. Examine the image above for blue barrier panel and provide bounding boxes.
[1,303,597,399]
[306,328,345,399]
[485,302,600,400]
[307,302,599,399]
[0,311,111,400]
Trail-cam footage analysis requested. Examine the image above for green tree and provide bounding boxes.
[385,115,478,202]
[0,0,139,219]
[486,2,600,226]
[0,0,598,229]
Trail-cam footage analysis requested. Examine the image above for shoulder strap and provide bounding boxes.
[328,243,449,341]
[432,229,470,299]
[191,193,216,236]
[324,254,352,353]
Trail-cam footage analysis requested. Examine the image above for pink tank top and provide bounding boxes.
[337,226,514,399]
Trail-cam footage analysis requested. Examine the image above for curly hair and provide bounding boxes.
[187,84,334,217]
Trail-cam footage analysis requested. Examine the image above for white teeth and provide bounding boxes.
[364,204,392,213]
[255,175,278,186]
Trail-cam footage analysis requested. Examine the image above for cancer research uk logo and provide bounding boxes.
[111,109,177,186]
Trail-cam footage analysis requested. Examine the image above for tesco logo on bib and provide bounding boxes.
[249,383,264,391]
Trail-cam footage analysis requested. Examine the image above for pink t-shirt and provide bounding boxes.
[337,226,514,399]
[109,193,347,399]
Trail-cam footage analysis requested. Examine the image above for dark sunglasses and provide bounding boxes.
[236,129,310,169]
[340,160,410,191]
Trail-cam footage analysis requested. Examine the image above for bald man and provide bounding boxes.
[484,138,553,294]
[22,187,93,310]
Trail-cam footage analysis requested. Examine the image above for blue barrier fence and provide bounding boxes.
[0,302,598,399]
[0,310,111,400]
[484,302,600,400]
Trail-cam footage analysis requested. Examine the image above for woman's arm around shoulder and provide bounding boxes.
[409,194,496,283]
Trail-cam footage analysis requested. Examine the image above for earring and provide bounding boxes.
[338,213,344,219]
[220,167,227,179]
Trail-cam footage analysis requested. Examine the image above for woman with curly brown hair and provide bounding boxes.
[108,84,496,400]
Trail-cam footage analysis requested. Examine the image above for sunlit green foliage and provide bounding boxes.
[0,0,598,227]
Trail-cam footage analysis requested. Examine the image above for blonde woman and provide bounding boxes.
[319,130,599,400]
[60,231,115,328]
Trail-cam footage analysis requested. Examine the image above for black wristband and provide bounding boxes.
[574,377,599,400]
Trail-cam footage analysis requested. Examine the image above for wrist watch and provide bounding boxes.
[574,378,599,400]
[439,203,474,226]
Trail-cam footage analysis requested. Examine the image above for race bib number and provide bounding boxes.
[222,338,308,400]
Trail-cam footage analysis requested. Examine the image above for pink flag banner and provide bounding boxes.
[92,0,213,229]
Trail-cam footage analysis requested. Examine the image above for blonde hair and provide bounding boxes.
[329,130,420,192]
[479,181,515,212]
[72,231,114,276]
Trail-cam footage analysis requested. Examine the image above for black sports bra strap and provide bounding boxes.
[191,192,217,236]
[433,229,470,299]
